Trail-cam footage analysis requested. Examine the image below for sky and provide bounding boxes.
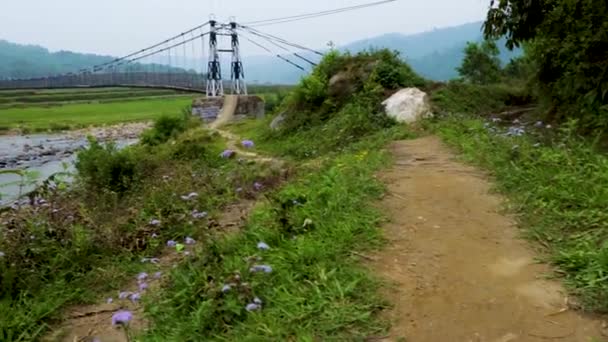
[0,0,489,57]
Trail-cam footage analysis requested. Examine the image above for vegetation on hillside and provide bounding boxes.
[0,40,113,80]
[236,49,419,159]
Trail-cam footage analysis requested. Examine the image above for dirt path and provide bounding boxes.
[374,136,605,342]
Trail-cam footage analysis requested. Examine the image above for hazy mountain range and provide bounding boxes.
[0,21,520,84]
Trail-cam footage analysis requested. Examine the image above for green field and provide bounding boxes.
[0,86,292,133]
[0,96,194,132]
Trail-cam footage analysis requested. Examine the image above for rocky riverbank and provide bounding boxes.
[0,122,149,169]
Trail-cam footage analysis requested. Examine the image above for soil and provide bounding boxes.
[373,136,606,342]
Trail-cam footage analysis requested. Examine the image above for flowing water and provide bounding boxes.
[0,133,137,206]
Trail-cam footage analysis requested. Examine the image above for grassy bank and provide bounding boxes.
[0,97,193,133]
[0,115,279,339]
[142,132,393,340]
[429,103,608,311]
[138,49,421,340]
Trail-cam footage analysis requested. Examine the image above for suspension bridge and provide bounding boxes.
[0,0,396,97]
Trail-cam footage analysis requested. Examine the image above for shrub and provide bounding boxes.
[141,109,192,146]
[75,138,156,194]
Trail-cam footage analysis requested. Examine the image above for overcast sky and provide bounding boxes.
[0,0,488,57]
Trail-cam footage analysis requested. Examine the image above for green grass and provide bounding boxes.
[0,97,194,132]
[141,131,394,341]
[0,120,283,340]
[430,114,608,312]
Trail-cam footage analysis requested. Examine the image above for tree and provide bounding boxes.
[483,0,608,129]
[457,40,502,84]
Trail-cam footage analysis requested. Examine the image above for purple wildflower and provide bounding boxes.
[257,242,270,251]
[253,182,263,191]
[220,149,235,158]
[250,265,273,274]
[167,240,177,247]
[111,310,133,326]
[191,210,208,219]
[185,237,196,245]
[118,291,131,300]
[246,303,261,312]
[154,272,162,279]
[107,298,113,304]
[137,272,148,281]
[241,140,255,148]
[253,297,263,305]
[129,292,141,303]
[149,219,161,226]
[221,284,232,293]
[139,282,149,291]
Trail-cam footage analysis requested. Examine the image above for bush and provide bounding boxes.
[141,109,192,146]
[431,81,533,115]
[275,49,423,143]
[75,139,156,194]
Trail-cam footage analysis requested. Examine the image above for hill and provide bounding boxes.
[0,21,520,83]
[0,40,114,80]
[246,21,521,83]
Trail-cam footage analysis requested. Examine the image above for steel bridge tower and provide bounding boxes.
[206,19,224,97]
[230,21,247,95]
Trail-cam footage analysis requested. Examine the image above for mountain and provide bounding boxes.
[0,40,114,80]
[0,21,521,84]
[246,21,521,84]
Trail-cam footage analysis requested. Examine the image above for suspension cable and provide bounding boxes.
[241,0,396,27]
[240,32,306,71]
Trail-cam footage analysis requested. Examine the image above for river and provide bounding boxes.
[0,123,147,206]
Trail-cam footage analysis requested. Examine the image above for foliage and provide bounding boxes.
[432,114,608,312]
[142,137,392,340]
[457,40,502,84]
[0,125,276,339]
[75,139,156,194]
[256,49,421,158]
[484,0,608,130]
[141,110,191,146]
[430,81,532,115]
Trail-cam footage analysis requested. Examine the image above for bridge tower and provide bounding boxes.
[230,20,247,95]
[206,19,224,97]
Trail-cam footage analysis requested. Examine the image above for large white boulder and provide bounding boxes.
[382,88,433,124]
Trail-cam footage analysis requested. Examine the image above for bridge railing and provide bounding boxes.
[0,72,207,91]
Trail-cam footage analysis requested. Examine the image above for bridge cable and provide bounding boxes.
[239,32,306,71]
[238,27,320,66]
[240,25,323,56]
[241,0,396,27]
[90,21,211,72]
